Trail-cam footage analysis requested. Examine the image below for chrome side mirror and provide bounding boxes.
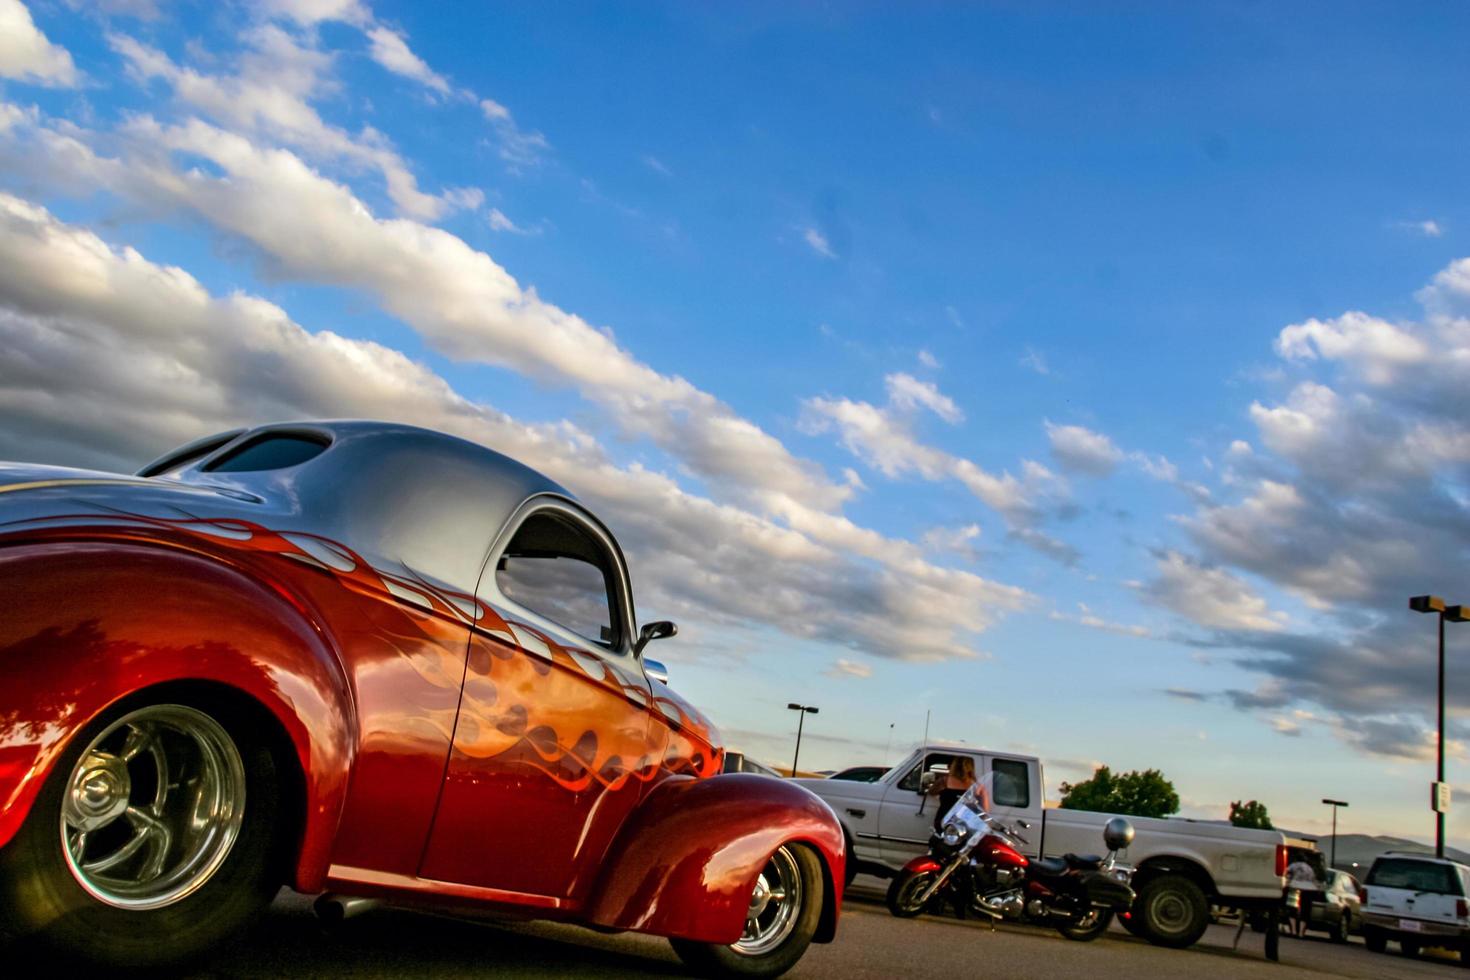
[643,658,669,683]
[920,771,939,795]
[634,620,677,657]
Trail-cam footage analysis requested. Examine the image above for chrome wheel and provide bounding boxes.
[733,845,803,957]
[58,704,246,910]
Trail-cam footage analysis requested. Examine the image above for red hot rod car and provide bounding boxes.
[0,421,844,977]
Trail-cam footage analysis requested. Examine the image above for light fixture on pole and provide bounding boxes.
[787,702,818,777]
[1410,595,1468,859]
[1321,798,1349,869]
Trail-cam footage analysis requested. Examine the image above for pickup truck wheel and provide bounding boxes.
[1135,875,1209,949]
[1363,927,1387,952]
[0,699,283,969]
[670,843,822,979]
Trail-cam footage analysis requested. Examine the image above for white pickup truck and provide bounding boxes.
[796,742,1289,949]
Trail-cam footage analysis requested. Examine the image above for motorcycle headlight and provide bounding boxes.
[942,823,966,847]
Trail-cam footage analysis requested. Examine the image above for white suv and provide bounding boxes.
[1360,852,1470,961]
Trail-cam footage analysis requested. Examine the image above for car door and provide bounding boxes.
[876,751,981,865]
[981,755,1044,857]
[419,498,657,902]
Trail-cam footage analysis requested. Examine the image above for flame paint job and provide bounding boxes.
[0,421,843,948]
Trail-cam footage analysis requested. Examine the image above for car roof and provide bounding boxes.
[143,420,577,599]
[1377,851,1470,869]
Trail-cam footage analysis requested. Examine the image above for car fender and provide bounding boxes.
[583,773,846,944]
[0,541,355,891]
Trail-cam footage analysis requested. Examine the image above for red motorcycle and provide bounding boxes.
[886,781,1136,941]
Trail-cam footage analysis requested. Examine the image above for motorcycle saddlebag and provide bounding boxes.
[1081,873,1136,911]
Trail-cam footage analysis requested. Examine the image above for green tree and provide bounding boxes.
[1228,799,1274,829]
[1059,765,1180,818]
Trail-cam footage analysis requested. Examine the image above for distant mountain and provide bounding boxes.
[1284,831,1470,871]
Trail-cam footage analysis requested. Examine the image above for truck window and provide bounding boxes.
[990,758,1030,808]
[897,753,976,792]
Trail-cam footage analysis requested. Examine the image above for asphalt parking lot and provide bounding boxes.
[136,877,1461,980]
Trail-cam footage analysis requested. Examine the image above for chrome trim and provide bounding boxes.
[732,845,803,957]
[59,704,246,911]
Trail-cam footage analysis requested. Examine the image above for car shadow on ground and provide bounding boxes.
[191,900,688,979]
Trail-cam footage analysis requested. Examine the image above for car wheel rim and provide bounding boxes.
[1151,891,1189,933]
[59,704,246,910]
[733,846,802,957]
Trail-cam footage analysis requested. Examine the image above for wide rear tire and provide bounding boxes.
[670,843,823,979]
[0,696,285,969]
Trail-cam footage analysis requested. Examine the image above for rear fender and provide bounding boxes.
[0,542,354,891]
[583,774,846,944]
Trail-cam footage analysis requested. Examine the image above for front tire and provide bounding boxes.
[0,697,284,969]
[1134,874,1209,949]
[670,844,823,979]
[885,868,940,918]
[1058,908,1115,941]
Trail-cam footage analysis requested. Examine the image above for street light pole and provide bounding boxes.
[1321,798,1348,869]
[787,702,818,777]
[1410,596,1468,859]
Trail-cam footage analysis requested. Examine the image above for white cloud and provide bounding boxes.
[365,26,450,96]
[107,29,468,221]
[917,348,939,369]
[1019,346,1050,375]
[0,0,80,87]
[921,523,981,560]
[1397,218,1443,238]
[487,207,535,234]
[1045,421,1123,476]
[0,192,1032,663]
[257,0,371,27]
[479,98,550,169]
[803,385,1073,562]
[885,372,963,424]
[824,659,873,679]
[802,226,836,259]
[1048,603,1152,639]
[642,154,672,176]
[1140,550,1287,632]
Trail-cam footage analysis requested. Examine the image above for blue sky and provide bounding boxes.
[3,0,1470,849]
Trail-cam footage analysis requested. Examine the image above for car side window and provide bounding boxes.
[495,510,620,650]
[990,758,1030,808]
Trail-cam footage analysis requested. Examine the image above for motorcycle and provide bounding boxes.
[886,779,1137,941]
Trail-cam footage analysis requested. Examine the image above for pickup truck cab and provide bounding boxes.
[795,743,1289,949]
[1359,853,1470,961]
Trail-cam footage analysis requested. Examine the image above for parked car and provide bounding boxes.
[828,766,888,783]
[1290,869,1361,942]
[1360,852,1470,961]
[796,742,1289,950]
[0,421,845,978]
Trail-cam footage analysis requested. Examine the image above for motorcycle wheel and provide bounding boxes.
[886,869,941,918]
[1057,908,1115,942]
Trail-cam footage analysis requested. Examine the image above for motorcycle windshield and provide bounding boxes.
[941,773,998,836]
